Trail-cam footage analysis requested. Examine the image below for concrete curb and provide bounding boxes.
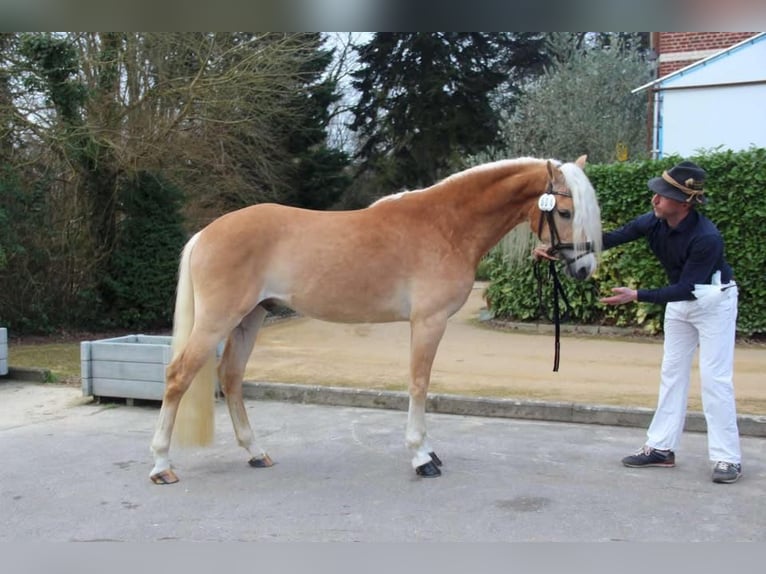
[242,381,766,438]
[1,366,52,383]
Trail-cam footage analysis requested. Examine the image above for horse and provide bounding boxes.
[149,155,603,484]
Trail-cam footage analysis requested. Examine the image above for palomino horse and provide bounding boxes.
[149,155,602,484]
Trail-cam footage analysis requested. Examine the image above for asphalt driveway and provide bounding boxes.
[2,381,765,542]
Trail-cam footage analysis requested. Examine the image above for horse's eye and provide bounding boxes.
[557,209,572,219]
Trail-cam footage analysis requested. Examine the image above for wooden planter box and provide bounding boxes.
[81,334,221,401]
[0,328,7,376]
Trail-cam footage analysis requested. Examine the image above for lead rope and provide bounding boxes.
[549,259,570,371]
[535,258,572,372]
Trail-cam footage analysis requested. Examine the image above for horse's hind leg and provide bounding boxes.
[407,314,448,478]
[150,333,221,484]
[219,305,273,468]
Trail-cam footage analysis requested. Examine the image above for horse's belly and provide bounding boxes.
[297,304,407,324]
[267,284,411,324]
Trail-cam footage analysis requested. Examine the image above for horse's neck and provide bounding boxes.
[435,162,545,260]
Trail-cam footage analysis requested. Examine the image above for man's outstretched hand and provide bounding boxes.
[600,287,638,306]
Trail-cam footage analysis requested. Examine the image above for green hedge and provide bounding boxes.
[485,148,766,336]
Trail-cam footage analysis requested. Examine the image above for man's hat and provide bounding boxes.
[648,160,707,205]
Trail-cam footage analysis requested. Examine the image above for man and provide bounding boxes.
[537,160,742,483]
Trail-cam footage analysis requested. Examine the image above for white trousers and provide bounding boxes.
[645,284,741,464]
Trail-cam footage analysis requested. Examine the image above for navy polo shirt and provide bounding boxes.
[602,210,733,304]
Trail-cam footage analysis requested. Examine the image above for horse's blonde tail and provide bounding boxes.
[172,232,216,447]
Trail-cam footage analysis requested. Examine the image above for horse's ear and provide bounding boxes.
[575,155,587,168]
[546,160,555,180]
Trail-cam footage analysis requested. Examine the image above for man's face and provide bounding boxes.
[651,193,689,221]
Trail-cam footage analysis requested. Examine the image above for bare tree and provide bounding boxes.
[75,33,325,223]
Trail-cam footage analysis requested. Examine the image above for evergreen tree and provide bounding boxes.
[101,172,186,330]
[283,33,351,210]
[349,33,549,192]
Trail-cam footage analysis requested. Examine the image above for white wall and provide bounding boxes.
[659,83,766,156]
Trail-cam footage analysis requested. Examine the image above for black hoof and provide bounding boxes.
[429,451,442,466]
[248,454,274,468]
[415,461,442,478]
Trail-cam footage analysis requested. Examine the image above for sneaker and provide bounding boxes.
[712,461,742,484]
[622,446,676,468]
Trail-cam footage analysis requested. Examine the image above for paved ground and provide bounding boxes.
[1,381,765,542]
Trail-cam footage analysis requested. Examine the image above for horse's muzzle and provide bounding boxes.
[560,250,597,280]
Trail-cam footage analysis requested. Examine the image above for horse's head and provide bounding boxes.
[534,155,602,280]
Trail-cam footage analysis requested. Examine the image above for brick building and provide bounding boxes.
[652,32,760,77]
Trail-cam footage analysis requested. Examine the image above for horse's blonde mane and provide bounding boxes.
[560,161,603,256]
[371,158,545,207]
[443,157,545,188]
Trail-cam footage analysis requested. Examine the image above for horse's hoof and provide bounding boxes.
[150,469,179,485]
[429,451,442,466]
[415,461,442,478]
[248,454,274,468]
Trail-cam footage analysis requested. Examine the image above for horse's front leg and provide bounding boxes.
[407,314,448,478]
